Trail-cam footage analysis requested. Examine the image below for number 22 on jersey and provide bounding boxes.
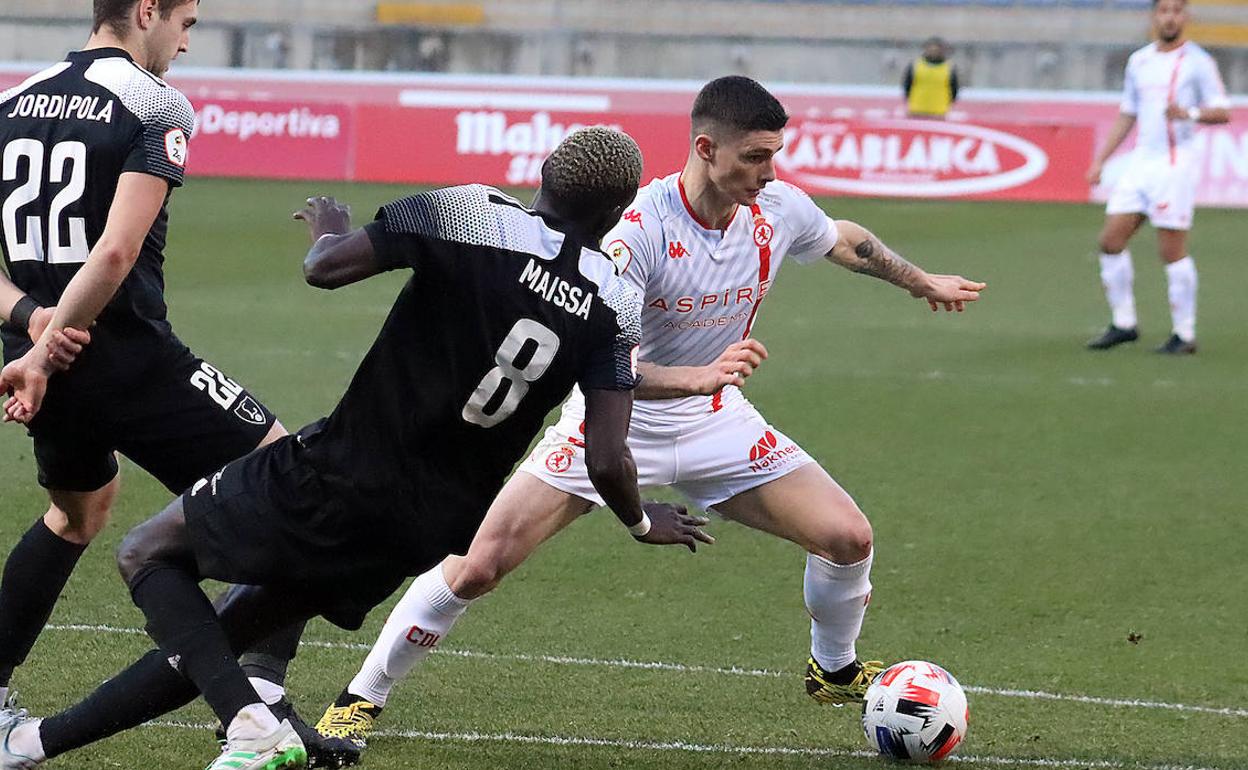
[2,138,89,264]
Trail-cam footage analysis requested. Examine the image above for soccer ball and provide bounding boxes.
[861,660,969,763]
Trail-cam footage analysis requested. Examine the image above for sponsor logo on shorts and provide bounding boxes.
[546,446,575,473]
[234,396,267,426]
[747,430,801,473]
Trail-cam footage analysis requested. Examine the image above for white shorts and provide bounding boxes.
[1105,154,1197,231]
[518,400,815,511]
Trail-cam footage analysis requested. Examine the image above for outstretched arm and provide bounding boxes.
[635,339,768,399]
[294,196,385,289]
[826,220,985,312]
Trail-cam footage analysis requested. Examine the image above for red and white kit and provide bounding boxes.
[1107,41,1229,230]
[521,172,839,509]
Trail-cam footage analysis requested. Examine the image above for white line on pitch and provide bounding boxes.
[144,720,1224,770]
[46,623,1248,719]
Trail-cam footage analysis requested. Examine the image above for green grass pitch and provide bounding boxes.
[1,178,1246,769]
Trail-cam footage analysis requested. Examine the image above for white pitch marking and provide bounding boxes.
[45,624,1248,719]
[143,720,1225,770]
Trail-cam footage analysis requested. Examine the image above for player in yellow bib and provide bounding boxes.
[904,37,959,119]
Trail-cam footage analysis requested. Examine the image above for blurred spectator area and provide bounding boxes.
[1,0,1244,91]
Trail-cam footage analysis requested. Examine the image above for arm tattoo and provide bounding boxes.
[850,237,925,291]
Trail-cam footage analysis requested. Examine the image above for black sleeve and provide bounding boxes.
[579,278,642,392]
[902,64,914,98]
[122,88,195,188]
[950,68,960,101]
[363,219,420,272]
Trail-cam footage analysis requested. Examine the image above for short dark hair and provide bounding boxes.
[541,127,643,220]
[93,0,196,35]
[691,76,789,139]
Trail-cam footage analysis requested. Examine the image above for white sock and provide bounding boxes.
[805,550,873,672]
[225,702,281,743]
[0,686,8,705]
[1165,256,1198,342]
[1099,251,1137,329]
[7,719,45,763]
[347,562,471,707]
[248,676,286,707]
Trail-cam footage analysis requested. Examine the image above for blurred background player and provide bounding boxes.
[0,0,304,737]
[1085,0,1230,355]
[311,76,985,758]
[903,37,959,119]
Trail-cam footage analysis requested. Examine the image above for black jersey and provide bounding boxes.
[0,48,195,386]
[299,185,641,558]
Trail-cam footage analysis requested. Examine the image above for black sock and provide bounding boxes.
[129,564,259,728]
[0,520,88,686]
[238,617,307,687]
[39,649,197,758]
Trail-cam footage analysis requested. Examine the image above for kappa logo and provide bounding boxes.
[622,209,643,226]
[753,219,774,248]
[748,431,779,462]
[546,446,575,473]
[164,127,188,168]
[667,241,689,259]
[234,396,267,426]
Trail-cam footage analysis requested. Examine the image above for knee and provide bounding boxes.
[116,524,158,586]
[44,501,112,546]
[815,516,873,564]
[1098,236,1125,255]
[446,555,506,601]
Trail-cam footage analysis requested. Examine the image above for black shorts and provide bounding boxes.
[28,349,275,493]
[182,433,416,630]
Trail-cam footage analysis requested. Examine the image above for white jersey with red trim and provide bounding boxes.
[1120,41,1229,162]
[568,172,838,422]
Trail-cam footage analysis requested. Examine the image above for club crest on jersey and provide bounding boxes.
[164,127,188,167]
[752,217,774,248]
[234,396,267,425]
[606,239,633,275]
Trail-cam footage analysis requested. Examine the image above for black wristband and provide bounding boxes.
[10,295,41,332]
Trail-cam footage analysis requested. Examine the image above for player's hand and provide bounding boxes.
[1164,103,1188,121]
[293,196,352,240]
[915,274,986,312]
[634,502,715,552]
[44,327,91,372]
[1,354,50,425]
[26,306,54,344]
[691,339,769,395]
[1085,161,1103,186]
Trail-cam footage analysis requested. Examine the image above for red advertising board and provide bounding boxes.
[1,66,1244,207]
[189,99,353,180]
